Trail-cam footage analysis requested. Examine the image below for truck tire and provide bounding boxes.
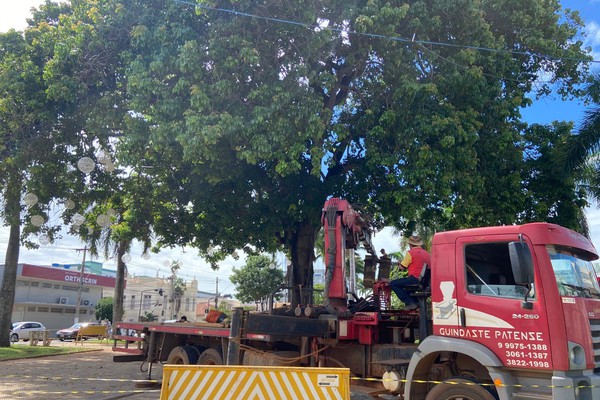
[425,378,496,400]
[166,345,200,365]
[197,348,223,365]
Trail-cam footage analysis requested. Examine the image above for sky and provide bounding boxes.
[0,0,600,295]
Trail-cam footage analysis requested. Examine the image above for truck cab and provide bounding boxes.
[406,222,600,400]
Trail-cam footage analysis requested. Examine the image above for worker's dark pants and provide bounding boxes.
[390,275,419,306]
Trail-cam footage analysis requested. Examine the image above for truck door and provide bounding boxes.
[433,235,553,369]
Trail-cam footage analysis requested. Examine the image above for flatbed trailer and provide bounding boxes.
[113,307,423,389]
[113,320,229,357]
[113,309,339,366]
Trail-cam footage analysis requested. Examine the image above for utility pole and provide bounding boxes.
[215,277,219,309]
[74,247,88,324]
[170,275,175,319]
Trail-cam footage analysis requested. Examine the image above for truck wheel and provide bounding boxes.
[197,348,223,365]
[425,378,496,400]
[166,346,199,365]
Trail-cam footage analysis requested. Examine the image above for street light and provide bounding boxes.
[138,288,164,322]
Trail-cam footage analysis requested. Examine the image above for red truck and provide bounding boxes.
[113,198,600,400]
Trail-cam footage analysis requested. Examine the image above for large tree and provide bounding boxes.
[0,0,137,345]
[0,2,83,346]
[111,0,590,306]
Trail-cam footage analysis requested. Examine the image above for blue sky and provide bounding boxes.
[521,0,600,125]
[0,1,599,291]
[520,0,600,246]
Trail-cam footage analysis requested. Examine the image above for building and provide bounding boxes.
[123,277,243,322]
[122,275,200,322]
[0,263,118,330]
[314,267,325,285]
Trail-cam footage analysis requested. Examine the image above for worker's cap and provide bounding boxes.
[407,235,424,246]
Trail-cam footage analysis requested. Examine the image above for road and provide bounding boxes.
[1,341,384,399]
[0,342,162,400]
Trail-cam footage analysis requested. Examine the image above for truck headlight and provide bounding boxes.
[568,342,585,370]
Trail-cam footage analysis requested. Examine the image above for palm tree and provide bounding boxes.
[564,72,600,223]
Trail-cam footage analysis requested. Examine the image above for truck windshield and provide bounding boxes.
[548,245,600,299]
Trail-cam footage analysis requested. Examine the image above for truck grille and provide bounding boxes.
[590,318,600,372]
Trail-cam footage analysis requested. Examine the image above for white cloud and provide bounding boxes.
[372,227,402,256]
[584,21,600,63]
[586,206,600,248]
[0,1,46,33]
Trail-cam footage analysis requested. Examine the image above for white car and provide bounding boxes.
[10,321,46,342]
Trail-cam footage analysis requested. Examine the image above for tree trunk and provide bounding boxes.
[289,219,319,308]
[0,175,22,347]
[112,240,127,326]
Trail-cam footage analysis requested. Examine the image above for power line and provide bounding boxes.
[173,0,599,65]
[124,261,233,281]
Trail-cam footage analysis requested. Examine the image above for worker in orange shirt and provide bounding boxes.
[390,235,430,310]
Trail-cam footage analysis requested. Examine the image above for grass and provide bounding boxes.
[0,344,101,361]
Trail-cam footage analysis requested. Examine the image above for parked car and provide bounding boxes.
[10,321,46,342]
[56,322,99,341]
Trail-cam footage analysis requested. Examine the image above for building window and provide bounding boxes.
[37,307,49,312]
[185,297,190,311]
[42,283,52,288]
[143,294,152,309]
[16,281,29,287]
[130,295,136,310]
[31,282,39,287]
[27,306,36,312]
[65,309,76,314]
[54,284,60,289]
[50,308,63,313]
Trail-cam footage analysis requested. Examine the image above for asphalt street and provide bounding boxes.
[1,341,390,399]
[0,342,162,400]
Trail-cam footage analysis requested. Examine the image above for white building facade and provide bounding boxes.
[122,275,200,322]
[1,263,117,330]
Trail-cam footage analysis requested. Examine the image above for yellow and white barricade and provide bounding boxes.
[160,365,350,400]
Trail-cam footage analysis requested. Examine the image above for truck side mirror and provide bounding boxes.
[508,241,533,285]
